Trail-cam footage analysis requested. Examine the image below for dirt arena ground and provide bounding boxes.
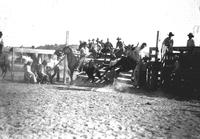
[0,77,200,139]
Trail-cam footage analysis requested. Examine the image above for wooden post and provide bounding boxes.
[11,48,14,81]
[66,31,69,46]
[155,31,159,60]
[63,31,69,84]
[63,55,67,84]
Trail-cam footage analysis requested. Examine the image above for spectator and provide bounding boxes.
[24,61,37,83]
[77,43,88,72]
[37,60,49,84]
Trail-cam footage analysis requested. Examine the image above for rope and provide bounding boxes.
[49,54,66,71]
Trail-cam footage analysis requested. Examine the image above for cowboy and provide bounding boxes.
[114,37,124,58]
[101,38,113,54]
[96,38,102,58]
[78,40,84,50]
[89,39,96,52]
[187,33,195,48]
[161,32,174,58]
[116,37,123,49]
[0,31,4,55]
[132,43,147,88]
[88,39,92,50]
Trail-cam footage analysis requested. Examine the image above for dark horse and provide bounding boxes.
[62,46,79,84]
[62,46,101,84]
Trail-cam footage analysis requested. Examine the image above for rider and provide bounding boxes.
[0,31,4,55]
[161,32,174,58]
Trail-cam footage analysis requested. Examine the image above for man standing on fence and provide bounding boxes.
[187,33,195,54]
[161,32,174,58]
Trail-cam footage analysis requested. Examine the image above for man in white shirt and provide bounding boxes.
[77,43,89,72]
[132,43,147,88]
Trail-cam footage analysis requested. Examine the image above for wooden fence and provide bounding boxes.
[11,48,59,81]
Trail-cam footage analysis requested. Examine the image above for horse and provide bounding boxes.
[62,46,102,84]
[62,46,79,84]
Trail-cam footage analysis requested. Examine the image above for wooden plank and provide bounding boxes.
[11,49,14,81]
[13,48,55,55]
[64,30,69,84]
[63,55,67,84]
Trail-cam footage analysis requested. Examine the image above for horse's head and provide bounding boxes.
[63,46,72,55]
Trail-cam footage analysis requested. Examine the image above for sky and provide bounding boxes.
[0,0,200,49]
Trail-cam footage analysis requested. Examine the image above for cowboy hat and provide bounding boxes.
[187,33,194,38]
[168,32,174,36]
[117,37,121,40]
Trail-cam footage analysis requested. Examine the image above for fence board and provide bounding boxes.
[13,48,55,55]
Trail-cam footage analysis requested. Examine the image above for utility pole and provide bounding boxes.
[155,31,159,60]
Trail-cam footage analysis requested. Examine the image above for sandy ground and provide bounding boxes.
[0,78,200,139]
